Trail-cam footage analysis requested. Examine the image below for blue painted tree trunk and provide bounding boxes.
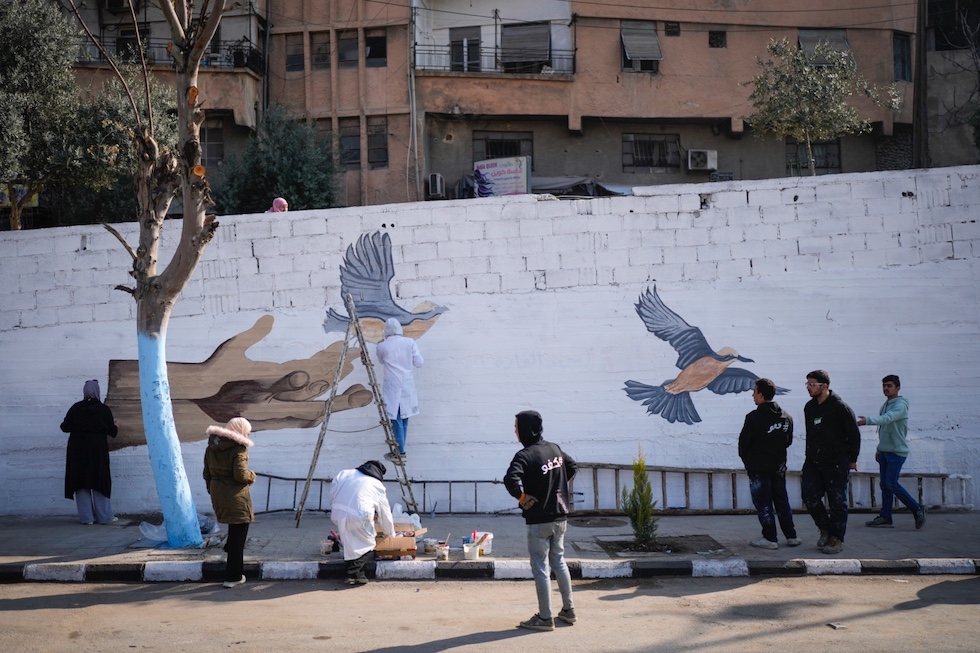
[138,331,202,548]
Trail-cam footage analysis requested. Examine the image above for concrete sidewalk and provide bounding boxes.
[1,511,977,583]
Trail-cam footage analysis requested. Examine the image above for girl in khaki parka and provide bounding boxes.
[203,417,255,588]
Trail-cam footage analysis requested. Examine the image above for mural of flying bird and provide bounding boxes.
[323,231,448,342]
[624,285,788,425]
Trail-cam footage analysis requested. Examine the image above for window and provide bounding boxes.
[472,131,533,166]
[622,134,681,173]
[367,116,388,169]
[365,30,387,68]
[929,0,980,51]
[285,33,304,72]
[338,31,358,67]
[786,138,841,176]
[311,32,330,70]
[708,31,727,48]
[450,26,481,72]
[664,22,681,37]
[208,24,221,55]
[200,119,224,169]
[339,117,360,169]
[798,29,851,65]
[893,33,911,82]
[315,119,333,143]
[116,26,149,59]
[500,22,551,74]
[621,21,662,73]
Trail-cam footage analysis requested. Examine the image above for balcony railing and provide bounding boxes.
[414,43,575,75]
[76,38,265,75]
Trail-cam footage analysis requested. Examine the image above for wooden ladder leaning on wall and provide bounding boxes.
[295,293,418,528]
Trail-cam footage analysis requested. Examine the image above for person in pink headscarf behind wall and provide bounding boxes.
[265,197,288,213]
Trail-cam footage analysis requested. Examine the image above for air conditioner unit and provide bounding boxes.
[687,149,718,171]
[427,172,446,199]
[104,0,139,12]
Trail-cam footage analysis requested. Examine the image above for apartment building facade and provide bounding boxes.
[71,0,268,186]
[68,1,921,209]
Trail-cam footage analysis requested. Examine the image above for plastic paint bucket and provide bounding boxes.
[435,544,449,560]
[463,542,480,560]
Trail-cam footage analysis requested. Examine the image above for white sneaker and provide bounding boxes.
[786,537,802,547]
[222,575,246,588]
[750,538,778,550]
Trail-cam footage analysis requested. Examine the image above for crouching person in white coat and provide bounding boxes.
[329,460,395,585]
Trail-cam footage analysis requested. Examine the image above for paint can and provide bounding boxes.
[435,543,449,560]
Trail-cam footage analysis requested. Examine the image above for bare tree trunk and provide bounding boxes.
[5,182,23,230]
[804,135,816,177]
[118,1,222,547]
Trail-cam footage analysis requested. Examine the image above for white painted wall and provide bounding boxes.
[1,165,978,516]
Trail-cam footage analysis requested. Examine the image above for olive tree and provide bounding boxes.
[746,38,900,177]
[0,0,80,230]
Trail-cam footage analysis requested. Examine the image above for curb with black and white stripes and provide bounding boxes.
[1,558,977,583]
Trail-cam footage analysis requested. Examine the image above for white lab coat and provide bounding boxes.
[329,468,395,561]
[376,334,424,420]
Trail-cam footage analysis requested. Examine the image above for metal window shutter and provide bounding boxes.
[621,21,663,61]
[798,29,850,54]
[450,26,481,44]
[500,22,551,63]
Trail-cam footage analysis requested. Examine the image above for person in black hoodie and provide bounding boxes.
[739,378,799,550]
[504,410,577,632]
[801,370,861,555]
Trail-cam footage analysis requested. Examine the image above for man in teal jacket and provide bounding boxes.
[858,375,926,529]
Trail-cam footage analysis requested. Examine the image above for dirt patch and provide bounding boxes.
[598,535,725,555]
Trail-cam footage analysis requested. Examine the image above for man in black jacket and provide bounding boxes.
[739,378,799,550]
[504,410,577,632]
[801,370,861,555]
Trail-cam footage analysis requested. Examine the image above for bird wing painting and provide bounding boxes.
[323,231,448,342]
[624,285,788,425]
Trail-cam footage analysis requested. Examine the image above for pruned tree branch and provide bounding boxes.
[102,222,137,261]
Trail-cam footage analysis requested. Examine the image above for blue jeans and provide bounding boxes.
[877,451,920,519]
[526,521,574,620]
[801,460,850,541]
[748,471,797,542]
[391,409,408,454]
[74,489,114,524]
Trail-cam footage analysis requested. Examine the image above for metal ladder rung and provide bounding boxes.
[295,294,417,528]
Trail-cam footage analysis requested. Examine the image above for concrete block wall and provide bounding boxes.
[1,165,978,516]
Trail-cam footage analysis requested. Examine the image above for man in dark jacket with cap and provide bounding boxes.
[504,410,577,632]
[739,378,799,550]
[801,370,861,555]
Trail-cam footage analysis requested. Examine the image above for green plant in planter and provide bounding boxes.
[622,448,659,546]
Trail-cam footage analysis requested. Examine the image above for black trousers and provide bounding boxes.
[224,522,250,582]
[345,550,373,581]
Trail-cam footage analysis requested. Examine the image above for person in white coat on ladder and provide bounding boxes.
[329,460,395,585]
[376,317,424,462]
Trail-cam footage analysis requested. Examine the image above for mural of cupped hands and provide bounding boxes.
[105,231,449,449]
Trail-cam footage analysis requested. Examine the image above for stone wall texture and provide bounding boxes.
[1,165,978,516]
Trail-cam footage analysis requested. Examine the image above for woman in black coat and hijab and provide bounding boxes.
[61,379,118,524]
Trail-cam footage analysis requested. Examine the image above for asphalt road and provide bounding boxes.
[1,575,978,653]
